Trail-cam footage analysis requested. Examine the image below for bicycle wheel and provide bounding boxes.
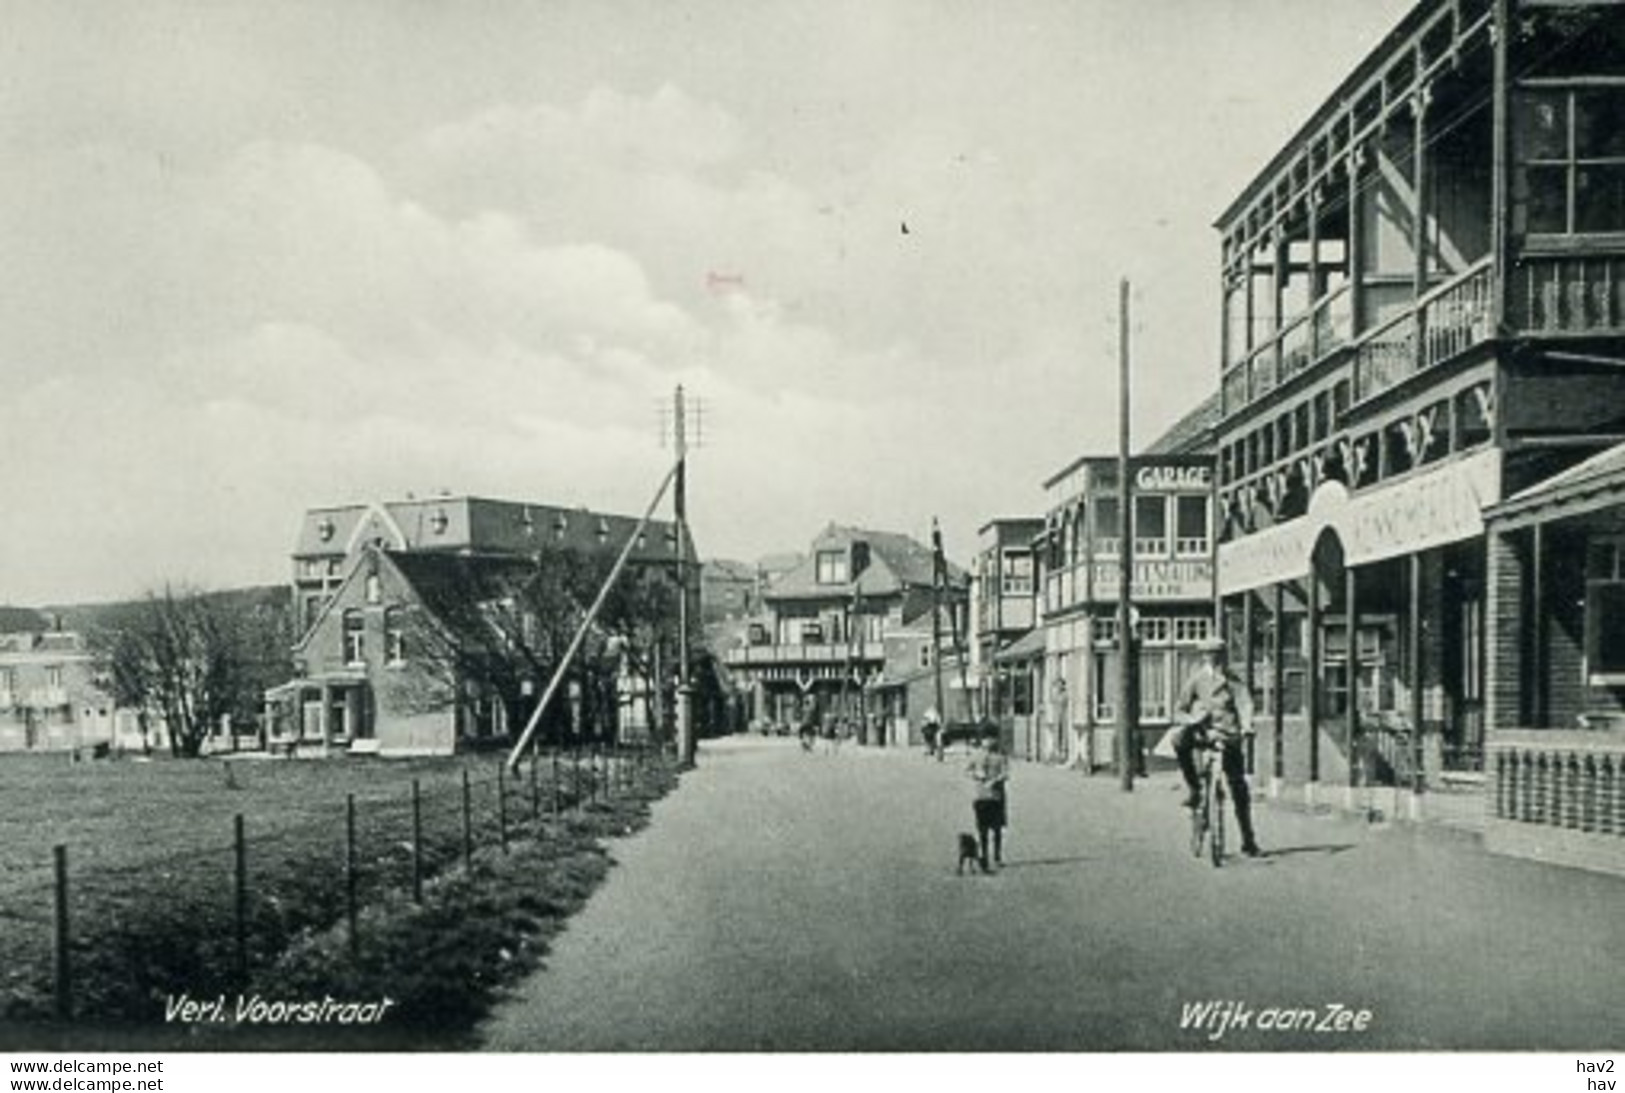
[1210,780,1225,867]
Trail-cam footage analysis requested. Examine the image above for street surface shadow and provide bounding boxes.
[1248,842,1356,860]
[996,855,1092,870]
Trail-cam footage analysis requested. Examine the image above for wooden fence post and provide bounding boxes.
[53,844,70,1022]
[411,779,423,905]
[497,763,509,854]
[462,769,473,871]
[234,814,248,986]
[345,794,359,960]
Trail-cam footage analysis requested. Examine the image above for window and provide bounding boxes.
[1516,87,1625,236]
[1173,616,1213,644]
[1139,617,1171,646]
[1134,495,1168,556]
[1457,383,1494,449]
[343,610,365,665]
[1000,551,1033,595]
[1091,617,1119,646]
[1092,496,1121,557]
[1139,650,1172,721]
[1586,538,1625,682]
[365,572,382,605]
[46,666,63,689]
[385,609,405,665]
[918,645,933,669]
[815,550,848,585]
[1093,650,1119,722]
[1175,495,1209,556]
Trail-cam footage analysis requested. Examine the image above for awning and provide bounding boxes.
[993,628,1045,663]
[1486,440,1625,531]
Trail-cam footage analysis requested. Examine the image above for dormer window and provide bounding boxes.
[816,549,849,585]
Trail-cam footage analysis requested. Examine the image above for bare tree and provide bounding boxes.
[89,585,284,758]
[398,548,685,745]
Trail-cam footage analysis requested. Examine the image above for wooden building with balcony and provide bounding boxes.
[1211,0,1625,869]
[1039,453,1217,769]
[974,518,1044,757]
[723,524,968,742]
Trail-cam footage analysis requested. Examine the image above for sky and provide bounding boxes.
[0,0,1417,605]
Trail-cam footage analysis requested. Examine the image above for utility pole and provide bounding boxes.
[1118,278,1138,792]
[931,518,947,750]
[674,385,695,768]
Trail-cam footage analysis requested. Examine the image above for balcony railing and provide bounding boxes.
[1354,312,1417,399]
[1512,252,1625,335]
[1486,729,1625,877]
[1226,261,1493,417]
[725,643,884,668]
[1356,259,1493,402]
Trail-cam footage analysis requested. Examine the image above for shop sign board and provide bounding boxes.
[1092,558,1211,601]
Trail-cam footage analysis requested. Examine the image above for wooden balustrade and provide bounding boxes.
[1487,730,1625,877]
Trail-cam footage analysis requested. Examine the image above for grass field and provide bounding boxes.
[0,745,668,1035]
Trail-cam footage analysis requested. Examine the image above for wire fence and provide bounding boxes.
[0,743,668,1024]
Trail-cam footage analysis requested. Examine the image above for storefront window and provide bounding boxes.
[1585,539,1625,681]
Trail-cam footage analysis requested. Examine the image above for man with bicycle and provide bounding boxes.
[1173,637,1262,858]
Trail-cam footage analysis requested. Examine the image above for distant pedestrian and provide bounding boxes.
[966,727,1009,870]
[922,706,942,760]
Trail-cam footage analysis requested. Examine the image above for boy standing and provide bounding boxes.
[966,728,1009,870]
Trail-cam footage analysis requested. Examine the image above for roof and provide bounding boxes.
[992,628,1046,663]
[766,524,967,601]
[1214,0,1449,229]
[1144,391,1222,456]
[384,551,539,632]
[1486,441,1625,530]
[293,495,690,566]
[703,558,757,582]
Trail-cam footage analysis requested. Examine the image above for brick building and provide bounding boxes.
[267,496,692,756]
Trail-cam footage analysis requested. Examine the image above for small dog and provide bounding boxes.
[957,832,986,875]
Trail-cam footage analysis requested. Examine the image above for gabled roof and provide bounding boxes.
[766,524,967,601]
[385,551,539,634]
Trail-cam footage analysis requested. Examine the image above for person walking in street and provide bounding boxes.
[1172,637,1262,857]
[922,706,942,761]
[966,726,1009,871]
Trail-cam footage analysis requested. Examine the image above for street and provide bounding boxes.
[478,735,1624,1052]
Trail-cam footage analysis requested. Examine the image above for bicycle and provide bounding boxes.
[1189,740,1225,868]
